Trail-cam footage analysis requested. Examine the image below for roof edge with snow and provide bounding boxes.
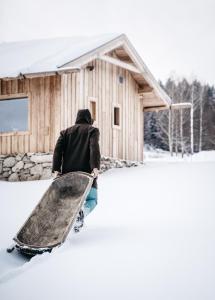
[0,34,171,106]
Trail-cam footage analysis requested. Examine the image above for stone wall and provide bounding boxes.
[0,153,142,182]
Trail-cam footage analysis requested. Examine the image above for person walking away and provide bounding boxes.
[52,109,101,232]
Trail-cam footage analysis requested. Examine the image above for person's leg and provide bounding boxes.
[83,187,97,217]
[73,188,97,233]
[73,210,84,233]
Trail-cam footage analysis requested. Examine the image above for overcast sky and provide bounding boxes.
[0,0,214,84]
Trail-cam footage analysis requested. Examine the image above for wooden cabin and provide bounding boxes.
[0,34,171,161]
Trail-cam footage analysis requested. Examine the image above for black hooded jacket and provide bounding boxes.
[52,109,101,188]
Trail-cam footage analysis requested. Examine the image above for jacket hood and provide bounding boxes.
[75,109,93,125]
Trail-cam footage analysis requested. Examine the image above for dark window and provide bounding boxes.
[0,97,28,133]
[90,101,96,121]
[114,107,120,126]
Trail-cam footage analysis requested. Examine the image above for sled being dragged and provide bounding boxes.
[12,172,93,256]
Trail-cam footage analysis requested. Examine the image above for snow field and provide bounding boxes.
[0,152,215,299]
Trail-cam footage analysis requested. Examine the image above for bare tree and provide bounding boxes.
[144,77,215,153]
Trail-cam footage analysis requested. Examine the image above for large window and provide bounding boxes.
[0,97,29,133]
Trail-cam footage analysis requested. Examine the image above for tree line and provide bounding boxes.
[144,78,215,153]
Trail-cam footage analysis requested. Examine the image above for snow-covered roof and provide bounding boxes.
[0,34,120,78]
[0,33,172,106]
[171,103,192,109]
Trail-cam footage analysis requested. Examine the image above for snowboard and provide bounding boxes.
[10,172,93,256]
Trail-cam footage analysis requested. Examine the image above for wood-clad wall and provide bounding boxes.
[79,59,143,161]
[0,75,61,154]
[0,62,144,161]
[0,78,30,155]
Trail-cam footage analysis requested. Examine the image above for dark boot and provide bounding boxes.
[74,210,84,233]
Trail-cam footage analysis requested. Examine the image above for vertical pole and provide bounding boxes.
[180,108,184,157]
[175,110,178,156]
[169,106,173,156]
[199,87,203,152]
[191,84,194,155]
[142,111,144,161]
[190,105,194,155]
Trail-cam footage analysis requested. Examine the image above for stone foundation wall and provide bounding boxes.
[0,153,142,182]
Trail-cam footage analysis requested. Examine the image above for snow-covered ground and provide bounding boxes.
[0,151,215,300]
[144,148,215,162]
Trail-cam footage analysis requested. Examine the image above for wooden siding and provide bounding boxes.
[0,76,62,154]
[80,60,143,161]
[0,62,144,161]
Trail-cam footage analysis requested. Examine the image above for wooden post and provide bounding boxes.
[190,105,194,155]
[180,108,184,157]
[199,87,203,152]
[191,84,194,155]
[175,109,178,156]
[168,106,173,156]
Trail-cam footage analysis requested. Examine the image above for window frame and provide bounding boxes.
[112,103,121,130]
[0,93,31,136]
[88,97,98,126]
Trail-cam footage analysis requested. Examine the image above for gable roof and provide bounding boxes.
[0,34,119,78]
[0,34,171,107]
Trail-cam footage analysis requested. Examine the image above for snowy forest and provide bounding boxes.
[144,77,215,153]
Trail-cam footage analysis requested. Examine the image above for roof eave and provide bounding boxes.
[62,34,172,107]
[0,67,80,80]
[121,35,172,107]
